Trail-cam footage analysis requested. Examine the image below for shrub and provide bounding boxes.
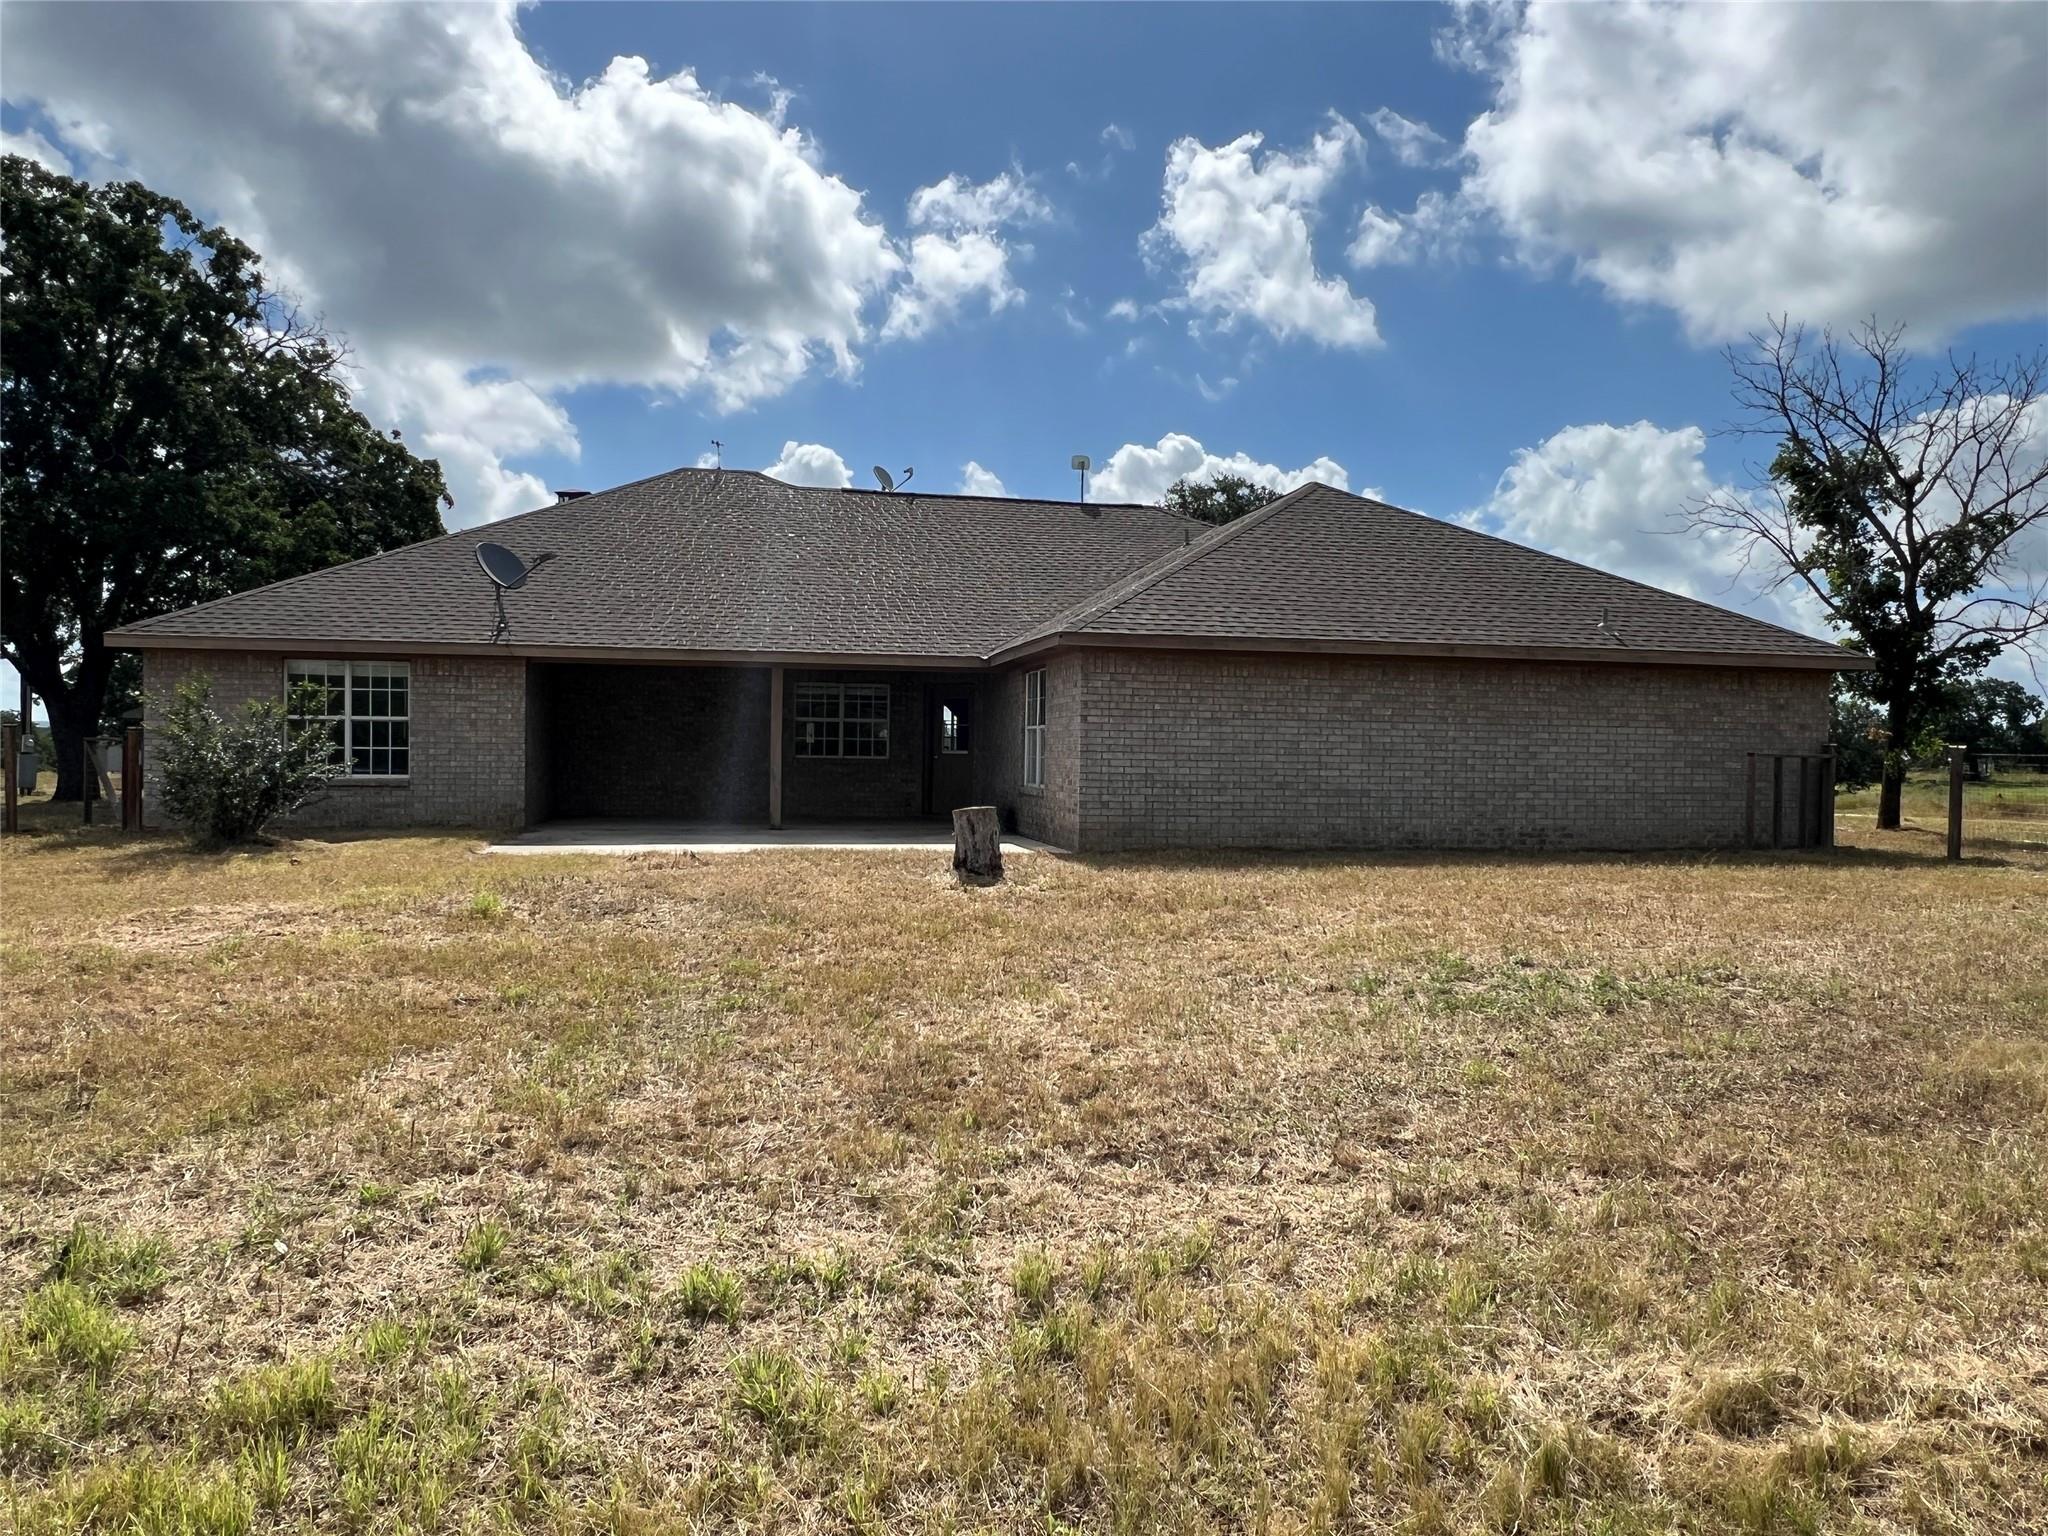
[153,676,339,847]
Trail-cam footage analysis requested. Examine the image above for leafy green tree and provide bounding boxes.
[1,155,448,801]
[1914,677,2046,770]
[1690,319,2048,828]
[1162,473,1280,526]
[153,677,339,847]
[1828,684,1887,791]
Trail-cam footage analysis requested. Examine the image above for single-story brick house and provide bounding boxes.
[109,468,1865,851]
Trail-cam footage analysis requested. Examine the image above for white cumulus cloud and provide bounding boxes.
[958,462,1006,497]
[1450,1,2048,340]
[1091,432,1352,505]
[884,170,1046,342]
[907,170,1050,233]
[1,124,69,172]
[0,1,922,525]
[883,231,1020,341]
[1349,189,1475,268]
[763,441,853,488]
[1468,420,1830,637]
[1143,119,1382,349]
[1365,107,1449,168]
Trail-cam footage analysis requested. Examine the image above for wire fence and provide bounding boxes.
[1836,752,2048,856]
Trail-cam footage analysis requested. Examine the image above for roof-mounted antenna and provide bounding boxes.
[1595,606,1625,646]
[872,465,914,492]
[476,543,557,643]
[1071,453,1091,502]
[709,438,724,471]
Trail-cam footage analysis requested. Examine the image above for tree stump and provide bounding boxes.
[951,805,1004,884]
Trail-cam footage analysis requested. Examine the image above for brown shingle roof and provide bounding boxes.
[995,483,1857,667]
[110,468,1196,660]
[110,468,1863,670]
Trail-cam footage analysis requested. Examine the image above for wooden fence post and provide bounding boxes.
[1821,744,1837,849]
[1946,745,1965,861]
[2,723,16,835]
[123,726,143,832]
[1770,755,1784,849]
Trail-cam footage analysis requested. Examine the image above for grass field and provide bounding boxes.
[2,807,2044,1533]
[1834,768,2048,857]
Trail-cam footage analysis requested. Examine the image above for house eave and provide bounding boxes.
[106,625,1869,674]
[103,631,989,671]
[985,630,1868,673]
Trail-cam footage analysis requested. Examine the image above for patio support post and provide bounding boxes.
[768,664,784,829]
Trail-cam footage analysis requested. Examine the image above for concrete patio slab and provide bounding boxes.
[484,819,1062,855]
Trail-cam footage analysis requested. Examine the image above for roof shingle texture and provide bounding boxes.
[1012,483,1847,662]
[115,470,1197,658]
[114,469,1852,665]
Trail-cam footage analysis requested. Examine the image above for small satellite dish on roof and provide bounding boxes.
[475,542,556,641]
[476,542,533,590]
[872,465,915,492]
[1071,453,1091,501]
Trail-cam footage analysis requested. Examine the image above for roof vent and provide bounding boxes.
[554,488,591,503]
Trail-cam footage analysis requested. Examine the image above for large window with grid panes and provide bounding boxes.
[793,682,890,758]
[1022,668,1046,788]
[286,660,411,777]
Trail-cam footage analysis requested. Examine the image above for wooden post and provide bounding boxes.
[767,665,784,830]
[1744,752,1757,848]
[2,723,16,835]
[952,805,1003,884]
[123,726,143,832]
[1946,746,1965,861]
[1770,755,1784,848]
[1821,745,1837,849]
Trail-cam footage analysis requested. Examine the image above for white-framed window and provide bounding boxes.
[1022,668,1046,788]
[287,659,411,777]
[794,682,890,759]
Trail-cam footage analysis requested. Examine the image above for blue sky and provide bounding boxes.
[4,1,2047,714]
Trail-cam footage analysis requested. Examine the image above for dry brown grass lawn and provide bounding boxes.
[2,808,2044,1534]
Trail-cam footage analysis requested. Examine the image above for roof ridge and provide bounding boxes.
[1325,484,1843,653]
[990,481,1322,654]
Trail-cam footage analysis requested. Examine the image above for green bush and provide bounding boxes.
[153,677,339,847]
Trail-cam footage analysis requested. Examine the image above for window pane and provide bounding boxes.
[940,700,970,754]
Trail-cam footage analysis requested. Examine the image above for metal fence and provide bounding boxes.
[1942,752,2048,859]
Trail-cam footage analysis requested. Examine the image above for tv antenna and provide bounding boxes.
[1071,453,1091,501]
[1595,606,1625,646]
[475,542,557,643]
[872,465,915,492]
[709,438,723,471]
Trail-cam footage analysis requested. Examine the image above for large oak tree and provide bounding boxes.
[1689,319,2047,828]
[2,155,447,800]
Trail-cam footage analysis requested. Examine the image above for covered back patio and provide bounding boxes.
[522,660,997,831]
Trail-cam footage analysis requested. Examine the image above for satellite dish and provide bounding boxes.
[476,542,531,590]
[872,466,895,493]
[1070,454,1091,472]
[475,543,557,641]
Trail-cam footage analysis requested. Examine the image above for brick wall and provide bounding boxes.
[141,649,528,830]
[978,655,1082,847]
[1071,648,1832,852]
